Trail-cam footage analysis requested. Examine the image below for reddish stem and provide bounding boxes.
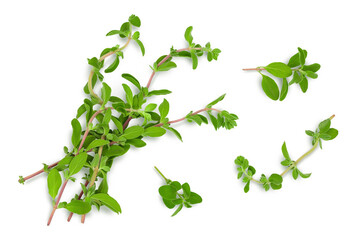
[154,107,221,127]
[67,180,89,222]
[47,179,68,226]
[20,161,59,183]
[123,116,132,129]
[242,67,265,71]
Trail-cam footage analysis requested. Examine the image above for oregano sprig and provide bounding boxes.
[155,167,202,216]
[243,47,321,101]
[235,115,338,193]
[18,15,238,225]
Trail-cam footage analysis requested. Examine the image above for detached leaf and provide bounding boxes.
[65,200,91,215]
[91,193,121,214]
[264,62,292,78]
[261,75,279,100]
[71,118,82,147]
[47,169,62,199]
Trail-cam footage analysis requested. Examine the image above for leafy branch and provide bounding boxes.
[235,115,338,193]
[19,15,238,225]
[243,47,321,101]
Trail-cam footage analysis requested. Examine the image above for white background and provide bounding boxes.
[1,0,359,239]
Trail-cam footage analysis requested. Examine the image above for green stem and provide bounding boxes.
[154,166,168,182]
[280,140,319,177]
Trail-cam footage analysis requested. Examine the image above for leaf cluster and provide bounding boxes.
[257,47,321,101]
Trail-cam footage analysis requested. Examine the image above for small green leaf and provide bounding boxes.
[91,193,121,214]
[122,73,141,90]
[68,152,88,176]
[207,94,226,108]
[147,89,172,97]
[320,128,338,140]
[76,104,86,119]
[144,127,166,137]
[163,198,175,209]
[101,82,112,105]
[318,119,331,133]
[145,103,157,112]
[264,62,292,78]
[244,181,250,193]
[128,14,141,27]
[106,30,121,36]
[159,99,170,121]
[98,175,108,193]
[71,118,82,147]
[287,50,307,67]
[184,26,193,44]
[170,181,181,191]
[190,50,198,69]
[159,185,177,200]
[102,145,128,157]
[86,139,110,151]
[119,22,131,38]
[302,63,320,73]
[65,200,91,215]
[298,170,312,178]
[122,126,144,139]
[269,174,283,185]
[281,142,290,160]
[47,169,62,199]
[111,116,123,134]
[298,47,306,66]
[305,130,314,137]
[188,192,202,204]
[279,78,288,101]
[305,71,318,79]
[157,61,177,71]
[289,71,301,85]
[261,75,279,100]
[165,127,183,142]
[292,168,299,180]
[134,39,145,56]
[127,139,146,148]
[171,203,183,217]
[182,183,191,198]
[104,55,120,73]
[122,84,133,107]
[299,76,308,93]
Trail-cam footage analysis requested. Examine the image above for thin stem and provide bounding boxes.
[20,161,59,183]
[154,166,168,182]
[242,67,265,71]
[123,116,132,129]
[47,179,68,226]
[154,107,221,127]
[280,140,319,177]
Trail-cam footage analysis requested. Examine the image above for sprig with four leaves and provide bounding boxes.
[243,47,321,101]
[235,115,338,193]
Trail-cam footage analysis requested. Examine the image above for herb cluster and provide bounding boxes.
[243,47,321,101]
[19,15,238,225]
[235,116,338,192]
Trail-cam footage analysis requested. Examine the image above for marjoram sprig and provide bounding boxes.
[235,115,338,193]
[18,15,238,225]
[243,47,321,101]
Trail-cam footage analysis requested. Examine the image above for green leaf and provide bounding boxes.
[298,47,306,66]
[86,139,110,151]
[318,119,331,133]
[298,170,311,178]
[269,174,283,185]
[182,183,191,198]
[302,63,320,72]
[157,61,177,71]
[101,82,112,105]
[170,181,181,191]
[261,75,279,100]
[287,50,307,68]
[129,14,141,27]
[111,116,123,134]
[292,168,299,180]
[76,104,86,119]
[119,22,131,38]
[122,126,144,139]
[147,89,172,97]
[165,127,183,142]
[264,62,293,78]
[299,76,308,93]
[106,30,121,36]
[104,55,119,73]
[159,99,170,121]
[134,39,145,56]
[47,169,62,199]
[279,78,288,101]
[281,159,292,166]
[207,94,226,108]
[184,26,193,44]
[320,128,338,140]
[68,152,88,176]
[159,185,177,200]
[281,142,290,160]
[305,130,314,137]
[122,84,133,107]
[71,118,82,147]
[145,103,157,112]
[102,145,128,157]
[122,73,141,90]
[289,71,301,85]
[97,175,108,193]
[163,198,176,209]
[171,203,183,217]
[91,193,121,214]
[65,200,91,215]
[305,71,318,79]
[144,127,166,137]
[244,181,250,193]
[190,50,198,69]
[126,139,146,148]
[188,192,202,204]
